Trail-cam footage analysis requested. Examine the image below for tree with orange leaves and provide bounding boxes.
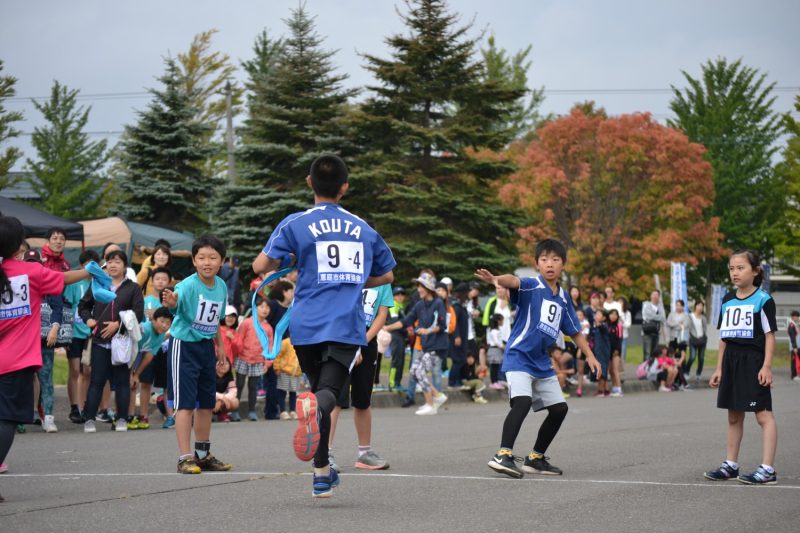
[498,103,727,296]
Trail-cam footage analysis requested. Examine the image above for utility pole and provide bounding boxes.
[225,81,237,184]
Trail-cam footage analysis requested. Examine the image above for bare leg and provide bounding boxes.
[79,365,91,410]
[175,410,194,456]
[611,357,621,388]
[193,409,212,441]
[577,358,585,390]
[755,410,777,466]
[128,381,137,418]
[354,407,372,447]
[329,406,342,447]
[726,410,745,463]
[68,358,81,406]
[139,384,152,418]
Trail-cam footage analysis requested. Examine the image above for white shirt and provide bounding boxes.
[690,314,704,338]
[496,299,512,343]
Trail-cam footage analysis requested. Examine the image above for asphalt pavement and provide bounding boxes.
[2,377,798,532]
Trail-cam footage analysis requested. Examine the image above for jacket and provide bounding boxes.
[79,278,145,342]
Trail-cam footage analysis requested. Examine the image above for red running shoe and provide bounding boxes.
[293,392,320,462]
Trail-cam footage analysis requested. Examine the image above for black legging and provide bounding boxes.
[84,344,130,421]
[501,396,569,454]
[235,373,258,413]
[0,420,15,465]
[490,363,501,383]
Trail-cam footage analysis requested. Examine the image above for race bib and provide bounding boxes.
[191,296,223,334]
[536,299,562,338]
[719,304,754,339]
[362,288,378,323]
[0,275,31,320]
[316,241,364,284]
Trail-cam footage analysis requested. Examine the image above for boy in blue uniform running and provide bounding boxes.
[162,235,232,474]
[476,239,601,479]
[253,154,395,497]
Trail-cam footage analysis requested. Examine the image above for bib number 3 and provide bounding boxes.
[316,241,364,284]
[0,275,31,320]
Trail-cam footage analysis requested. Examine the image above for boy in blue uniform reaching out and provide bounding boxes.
[253,154,395,498]
[162,235,232,474]
[476,239,601,479]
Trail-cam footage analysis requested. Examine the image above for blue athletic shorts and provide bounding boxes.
[167,337,216,411]
[132,351,155,385]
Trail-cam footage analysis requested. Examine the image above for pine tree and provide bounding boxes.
[26,81,109,219]
[347,0,525,283]
[213,6,355,260]
[113,59,214,229]
[0,60,23,190]
[669,58,785,282]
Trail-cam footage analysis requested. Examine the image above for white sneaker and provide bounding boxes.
[610,390,623,397]
[658,386,672,392]
[42,415,58,433]
[415,404,437,416]
[793,376,800,382]
[433,393,448,408]
[115,419,128,432]
[84,420,96,433]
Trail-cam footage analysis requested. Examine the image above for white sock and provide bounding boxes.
[760,464,774,473]
[358,445,370,457]
[725,460,738,469]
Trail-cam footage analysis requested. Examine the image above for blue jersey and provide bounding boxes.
[503,276,581,378]
[717,288,776,351]
[169,274,227,343]
[264,203,396,346]
[139,321,167,354]
[64,278,91,339]
[362,284,394,328]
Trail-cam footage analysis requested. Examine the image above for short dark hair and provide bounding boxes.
[192,234,226,259]
[268,280,294,302]
[105,249,128,266]
[676,299,685,307]
[534,239,567,262]
[310,154,348,198]
[153,306,173,321]
[154,238,172,249]
[547,345,562,356]
[46,227,67,240]
[255,295,268,308]
[791,310,799,318]
[79,249,100,265]
[150,267,172,281]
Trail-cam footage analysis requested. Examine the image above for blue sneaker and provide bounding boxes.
[703,461,738,481]
[248,411,258,421]
[738,466,777,485]
[161,416,175,429]
[312,467,340,498]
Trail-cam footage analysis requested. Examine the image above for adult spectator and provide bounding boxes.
[666,299,690,362]
[101,243,137,282]
[136,245,171,297]
[685,301,708,382]
[617,297,632,363]
[448,283,470,388]
[603,286,622,314]
[641,290,665,361]
[789,310,799,381]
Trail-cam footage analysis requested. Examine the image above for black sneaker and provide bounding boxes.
[69,408,84,424]
[488,449,524,479]
[704,462,739,481]
[196,453,232,472]
[522,453,563,475]
[401,398,416,408]
[737,466,776,485]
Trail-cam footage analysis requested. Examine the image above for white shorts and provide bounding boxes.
[506,372,564,412]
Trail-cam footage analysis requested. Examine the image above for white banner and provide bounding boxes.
[670,262,688,311]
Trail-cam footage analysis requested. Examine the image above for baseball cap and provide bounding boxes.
[413,272,437,292]
[393,286,406,295]
[225,305,238,316]
[454,282,470,294]
[441,276,453,286]
[23,249,42,263]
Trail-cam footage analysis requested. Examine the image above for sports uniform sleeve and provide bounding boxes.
[263,215,296,261]
[35,263,66,298]
[560,297,581,337]
[760,297,777,334]
[509,277,534,306]
[369,234,396,277]
[377,285,394,309]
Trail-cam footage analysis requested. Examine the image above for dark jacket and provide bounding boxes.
[79,278,144,341]
[401,297,448,352]
[449,300,469,359]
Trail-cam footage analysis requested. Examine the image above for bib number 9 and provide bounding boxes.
[536,300,562,339]
[316,241,364,284]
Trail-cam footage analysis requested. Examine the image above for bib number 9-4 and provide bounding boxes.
[316,241,364,284]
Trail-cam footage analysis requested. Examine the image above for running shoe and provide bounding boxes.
[127,417,140,430]
[312,467,340,498]
[289,411,298,420]
[84,420,96,433]
[487,449,523,479]
[279,411,291,421]
[15,424,25,434]
[197,454,232,472]
[42,415,58,433]
[229,412,241,422]
[162,415,176,429]
[703,462,739,481]
[737,466,777,485]
[69,407,83,424]
[401,398,415,408]
[137,416,150,429]
[575,388,582,398]
[96,410,112,423]
[414,404,437,415]
[177,457,201,474]
[0,463,8,474]
[248,411,258,421]
[115,419,128,432]
[522,453,563,475]
[355,451,389,470]
[432,393,448,408]
[293,392,320,462]
[473,395,488,404]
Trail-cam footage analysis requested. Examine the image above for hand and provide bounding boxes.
[217,355,227,368]
[757,366,773,387]
[586,356,602,379]
[262,360,273,373]
[474,268,496,285]
[354,352,364,367]
[100,321,120,339]
[86,319,97,329]
[709,369,722,388]
[46,326,59,347]
[161,289,178,308]
[416,328,429,335]
[145,308,155,320]
[130,374,140,389]
[454,336,462,347]
[226,331,235,340]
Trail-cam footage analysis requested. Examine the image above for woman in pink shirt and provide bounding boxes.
[0,217,90,501]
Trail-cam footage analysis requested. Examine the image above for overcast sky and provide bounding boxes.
[2,0,797,170]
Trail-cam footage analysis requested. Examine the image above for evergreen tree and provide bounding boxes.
[114,59,214,229]
[26,81,109,219]
[214,6,354,260]
[775,94,800,272]
[669,58,784,282]
[347,0,524,283]
[0,60,23,190]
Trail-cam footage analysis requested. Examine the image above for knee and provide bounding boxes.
[755,410,774,427]
[727,411,744,425]
[315,389,337,413]
[510,396,532,413]
[548,402,568,421]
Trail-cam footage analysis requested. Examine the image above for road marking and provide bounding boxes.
[4,471,799,490]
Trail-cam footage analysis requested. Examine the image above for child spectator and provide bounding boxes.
[143,267,171,321]
[274,338,302,420]
[137,245,171,297]
[487,314,505,390]
[386,286,408,392]
[574,308,590,397]
[161,235,232,474]
[608,309,624,397]
[787,310,798,381]
[128,306,173,429]
[267,280,294,419]
[219,306,241,420]
[649,345,678,392]
[79,250,145,433]
[213,358,238,422]
[233,296,274,421]
[463,353,488,404]
[591,309,611,397]
[549,345,575,398]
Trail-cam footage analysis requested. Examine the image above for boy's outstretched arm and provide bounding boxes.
[474,268,520,289]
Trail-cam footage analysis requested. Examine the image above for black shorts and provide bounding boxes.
[295,342,359,397]
[153,347,168,389]
[67,337,88,360]
[167,338,216,411]
[337,337,378,409]
[0,367,36,424]
[717,344,772,412]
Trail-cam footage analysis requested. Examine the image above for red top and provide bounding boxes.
[234,317,274,364]
[0,258,64,374]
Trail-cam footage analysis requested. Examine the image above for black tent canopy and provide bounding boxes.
[0,197,84,241]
